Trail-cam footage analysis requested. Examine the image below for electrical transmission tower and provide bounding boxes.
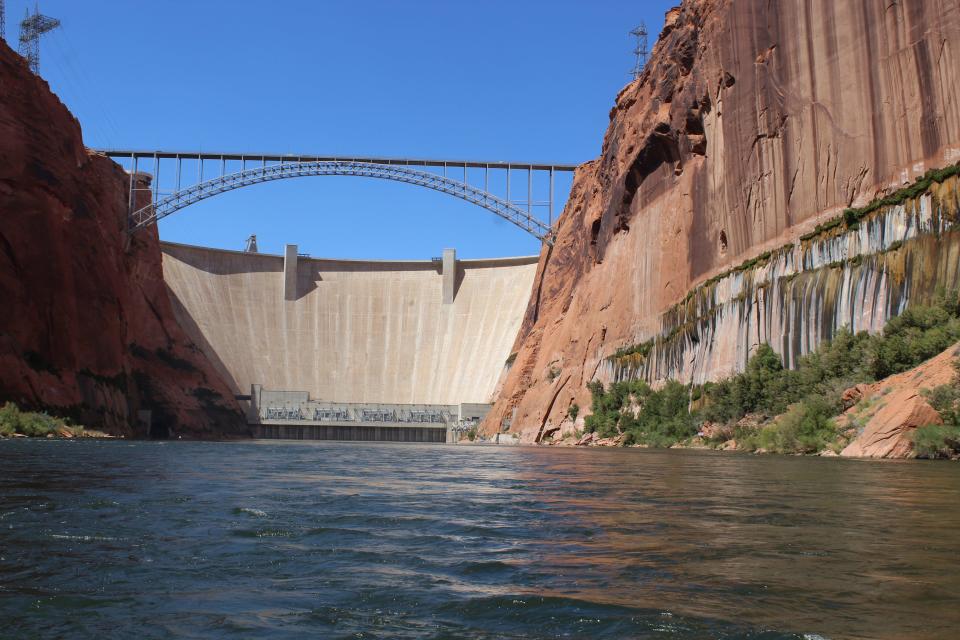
[18,4,60,74]
[630,22,649,80]
[1,0,6,46]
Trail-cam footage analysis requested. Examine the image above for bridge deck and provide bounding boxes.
[96,149,580,172]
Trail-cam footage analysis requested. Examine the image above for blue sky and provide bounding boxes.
[6,1,675,258]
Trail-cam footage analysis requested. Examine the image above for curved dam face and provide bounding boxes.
[160,242,538,411]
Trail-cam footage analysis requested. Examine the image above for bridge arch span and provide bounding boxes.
[129,160,555,243]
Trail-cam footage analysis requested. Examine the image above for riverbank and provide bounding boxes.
[535,310,960,460]
[0,402,116,440]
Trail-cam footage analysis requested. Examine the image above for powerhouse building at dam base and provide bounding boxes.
[160,241,538,442]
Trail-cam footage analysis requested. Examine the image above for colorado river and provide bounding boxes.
[1,440,958,639]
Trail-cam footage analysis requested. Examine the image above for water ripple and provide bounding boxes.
[1,440,958,639]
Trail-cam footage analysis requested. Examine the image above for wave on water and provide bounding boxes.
[50,534,120,542]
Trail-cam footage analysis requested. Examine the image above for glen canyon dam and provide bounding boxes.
[161,241,540,441]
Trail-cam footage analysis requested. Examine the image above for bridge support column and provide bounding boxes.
[442,248,456,304]
[284,244,298,301]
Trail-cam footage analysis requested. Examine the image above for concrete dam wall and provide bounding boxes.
[160,242,538,408]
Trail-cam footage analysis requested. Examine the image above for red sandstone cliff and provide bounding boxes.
[487,0,960,441]
[0,41,248,438]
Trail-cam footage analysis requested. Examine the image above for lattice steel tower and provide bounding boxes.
[18,3,60,74]
[1,0,6,46]
[630,22,649,80]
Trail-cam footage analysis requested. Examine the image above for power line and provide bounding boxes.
[58,27,125,143]
[630,22,649,81]
[47,29,123,147]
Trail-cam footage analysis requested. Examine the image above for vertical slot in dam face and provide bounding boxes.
[160,241,539,435]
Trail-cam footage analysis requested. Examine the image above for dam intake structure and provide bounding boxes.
[161,242,539,442]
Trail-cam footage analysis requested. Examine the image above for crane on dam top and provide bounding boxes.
[96,150,579,245]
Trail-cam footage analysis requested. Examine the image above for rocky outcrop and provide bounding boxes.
[0,41,247,438]
[840,344,960,458]
[485,0,960,441]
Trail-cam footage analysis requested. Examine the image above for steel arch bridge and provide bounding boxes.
[98,150,579,244]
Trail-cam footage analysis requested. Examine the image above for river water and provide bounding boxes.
[1,440,958,639]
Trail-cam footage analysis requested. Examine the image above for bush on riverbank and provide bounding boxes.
[584,379,696,447]
[0,402,85,438]
[913,360,960,458]
[584,291,960,453]
[912,424,960,458]
[739,395,840,454]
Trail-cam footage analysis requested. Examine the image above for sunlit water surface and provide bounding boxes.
[1,440,959,639]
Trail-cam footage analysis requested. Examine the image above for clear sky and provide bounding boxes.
[5,0,676,259]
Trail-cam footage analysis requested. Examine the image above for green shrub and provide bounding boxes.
[466,427,477,442]
[749,396,839,454]
[912,360,960,458]
[912,424,960,458]
[567,403,579,422]
[843,208,859,228]
[613,340,654,360]
[583,380,624,437]
[701,344,792,423]
[623,380,697,446]
[582,379,695,447]
[0,401,82,437]
[924,376,960,423]
[18,412,59,437]
[810,162,960,241]
[0,402,19,432]
[870,292,960,379]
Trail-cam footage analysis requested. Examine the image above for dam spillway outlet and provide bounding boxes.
[161,242,539,441]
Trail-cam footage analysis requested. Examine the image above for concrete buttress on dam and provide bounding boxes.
[160,242,538,418]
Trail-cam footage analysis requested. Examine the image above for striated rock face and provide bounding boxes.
[0,41,247,438]
[486,0,960,441]
[840,344,960,458]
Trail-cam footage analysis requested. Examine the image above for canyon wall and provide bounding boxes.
[0,41,247,438]
[161,242,537,407]
[485,0,960,441]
